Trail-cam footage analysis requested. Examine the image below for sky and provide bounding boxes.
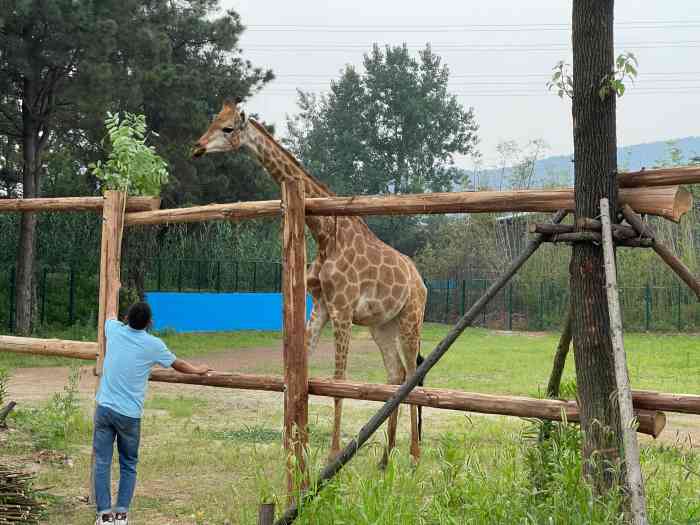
[224,0,700,170]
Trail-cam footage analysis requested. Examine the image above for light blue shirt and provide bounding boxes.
[96,319,176,418]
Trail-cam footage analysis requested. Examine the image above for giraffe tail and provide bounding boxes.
[416,353,425,441]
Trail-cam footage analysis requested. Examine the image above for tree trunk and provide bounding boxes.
[14,91,40,335]
[570,0,623,494]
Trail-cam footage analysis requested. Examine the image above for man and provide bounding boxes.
[93,302,210,525]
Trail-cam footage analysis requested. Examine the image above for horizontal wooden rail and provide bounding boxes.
[618,166,700,188]
[0,335,97,360]
[304,186,690,222]
[124,185,692,226]
[0,196,160,213]
[125,199,282,226]
[147,370,681,435]
[2,166,695,218]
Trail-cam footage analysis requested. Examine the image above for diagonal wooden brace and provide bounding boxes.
[621,204,700,299]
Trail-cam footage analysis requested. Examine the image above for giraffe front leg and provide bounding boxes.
[329,315,352,461]
[369,320,403,470]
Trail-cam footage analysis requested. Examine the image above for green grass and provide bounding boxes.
[1,324,699,523]
[145,395,208,419]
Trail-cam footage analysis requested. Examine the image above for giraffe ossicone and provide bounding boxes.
[193,98,427,463]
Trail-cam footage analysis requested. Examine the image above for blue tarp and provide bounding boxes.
[145,292,313,333]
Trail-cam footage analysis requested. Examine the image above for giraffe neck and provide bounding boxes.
[241,119,374,250]
[242,119,334,198]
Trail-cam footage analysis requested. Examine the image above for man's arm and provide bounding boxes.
[171,359,210,375]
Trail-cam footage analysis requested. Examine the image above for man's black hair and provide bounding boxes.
[127,302,152,330]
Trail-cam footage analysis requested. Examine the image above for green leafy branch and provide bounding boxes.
[598,52,638,100]
[546,61,573,99]
[546,52,639,101]
[90,112,169,196]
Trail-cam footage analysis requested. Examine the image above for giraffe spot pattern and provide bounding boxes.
[367,249,381,265]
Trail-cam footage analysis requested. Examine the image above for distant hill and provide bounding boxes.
[469,136,700,189]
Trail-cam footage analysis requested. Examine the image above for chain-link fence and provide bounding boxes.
[2,259,698,332]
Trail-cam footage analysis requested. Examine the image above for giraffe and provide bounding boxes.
[193,98,427,464]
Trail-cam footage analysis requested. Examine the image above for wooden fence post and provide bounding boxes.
[600,198,648,525]
[281,178,308,497]
[96,190,126,375]
[90,190,126,503]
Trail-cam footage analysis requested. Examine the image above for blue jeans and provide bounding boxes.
[93,404,141,514]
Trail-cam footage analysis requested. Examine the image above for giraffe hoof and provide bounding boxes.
[378,450,389,470]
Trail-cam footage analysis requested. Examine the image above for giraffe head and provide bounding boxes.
[192,97,247,158]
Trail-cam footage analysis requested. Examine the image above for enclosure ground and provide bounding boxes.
[2,326,699,524]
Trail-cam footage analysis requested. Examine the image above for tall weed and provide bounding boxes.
[13,365,90,452]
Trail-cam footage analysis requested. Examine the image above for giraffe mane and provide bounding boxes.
[248,119,336,197]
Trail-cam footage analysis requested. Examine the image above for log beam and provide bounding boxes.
[618,166,700,188]
[147,370,665,437]
[532,221,637,240]
[0,335,97,360]
[0,196,159,213]
[123,186,692,226]
[305,186,690,222]
[544,232,603,244]
[124,200,283,226]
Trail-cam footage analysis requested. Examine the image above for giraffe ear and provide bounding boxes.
[234,96,243,104]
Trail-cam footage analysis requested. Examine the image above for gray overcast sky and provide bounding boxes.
[224,1,700,169]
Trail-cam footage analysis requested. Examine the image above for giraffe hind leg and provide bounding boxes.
[398,302,424,462]
[369,319,404,469]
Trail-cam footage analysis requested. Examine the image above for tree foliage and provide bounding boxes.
[0,0,274,332]
[286,44,479,197]
[285,44,478,254]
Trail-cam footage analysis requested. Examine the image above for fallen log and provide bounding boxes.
[123,185,692,226]
[0,196,160,213]
[0,336,97,360]
[148,371,666,436]
[618,166,700,188]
